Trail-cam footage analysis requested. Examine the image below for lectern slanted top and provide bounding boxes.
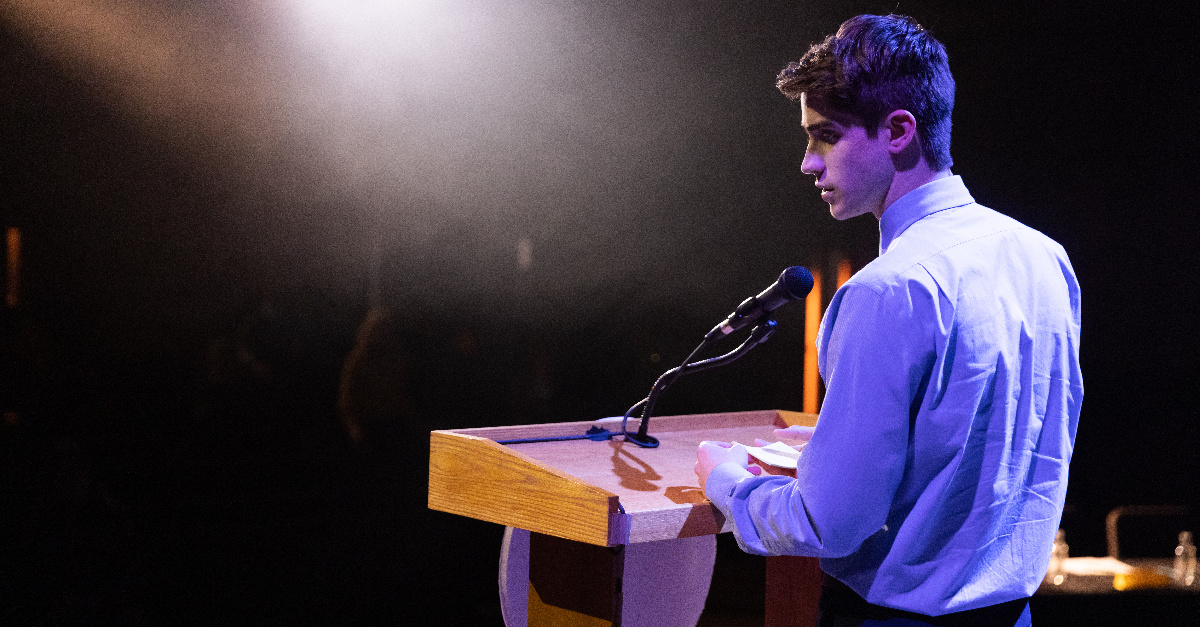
[428,409,817,547]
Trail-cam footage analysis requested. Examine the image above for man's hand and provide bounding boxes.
[753,424,817,450]
[695,441,761,492]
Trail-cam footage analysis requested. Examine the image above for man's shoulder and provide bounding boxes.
[931,202,1065,247]
[913,202,1043,245]
[854,203,1069,294]
[920,202,1072,268]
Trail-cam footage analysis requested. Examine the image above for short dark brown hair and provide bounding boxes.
[777,14,955,170]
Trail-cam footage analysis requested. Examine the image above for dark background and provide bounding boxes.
[2,0,1198,624]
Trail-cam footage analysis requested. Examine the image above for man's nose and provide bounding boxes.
[800,151,822,178]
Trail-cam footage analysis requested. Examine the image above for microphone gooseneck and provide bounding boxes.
[623,266,814,448]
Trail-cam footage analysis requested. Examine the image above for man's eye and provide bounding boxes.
[806,134,837,150]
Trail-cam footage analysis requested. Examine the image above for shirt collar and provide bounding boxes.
[878,175,975,255]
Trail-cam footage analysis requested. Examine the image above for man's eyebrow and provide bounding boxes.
[802,121,838,135]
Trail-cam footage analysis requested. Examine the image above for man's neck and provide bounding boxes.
[876,167,953,220]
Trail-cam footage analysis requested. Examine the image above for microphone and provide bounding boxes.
[705,266,814,340]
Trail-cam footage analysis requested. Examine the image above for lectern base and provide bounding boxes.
[500,527,716,626]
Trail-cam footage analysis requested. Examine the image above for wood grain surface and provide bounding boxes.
[429,410,817,545]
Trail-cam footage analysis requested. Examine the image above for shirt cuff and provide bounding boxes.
[704,461,754,511]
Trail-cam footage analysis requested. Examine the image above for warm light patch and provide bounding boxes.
[5,227,20,309]
[836,257,852,288]
[803,269,823,414]
[802,258,849,412]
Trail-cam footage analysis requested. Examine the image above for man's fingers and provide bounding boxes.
[774,425,816,441]
[698,441,748,467]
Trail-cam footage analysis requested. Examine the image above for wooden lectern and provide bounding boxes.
[429,409,824,626]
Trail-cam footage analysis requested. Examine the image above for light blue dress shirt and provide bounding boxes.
[705,175,1083,615]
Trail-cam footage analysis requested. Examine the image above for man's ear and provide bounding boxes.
[883,109,918,154]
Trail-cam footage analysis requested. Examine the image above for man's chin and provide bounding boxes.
[828,203,854,221]
[829,202,870,221]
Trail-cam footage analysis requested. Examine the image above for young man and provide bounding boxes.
[695,15,1082,626]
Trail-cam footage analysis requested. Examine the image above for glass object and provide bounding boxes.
[1175,531,1196,586]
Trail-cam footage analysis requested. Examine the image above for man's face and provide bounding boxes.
[799,94,894,220]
